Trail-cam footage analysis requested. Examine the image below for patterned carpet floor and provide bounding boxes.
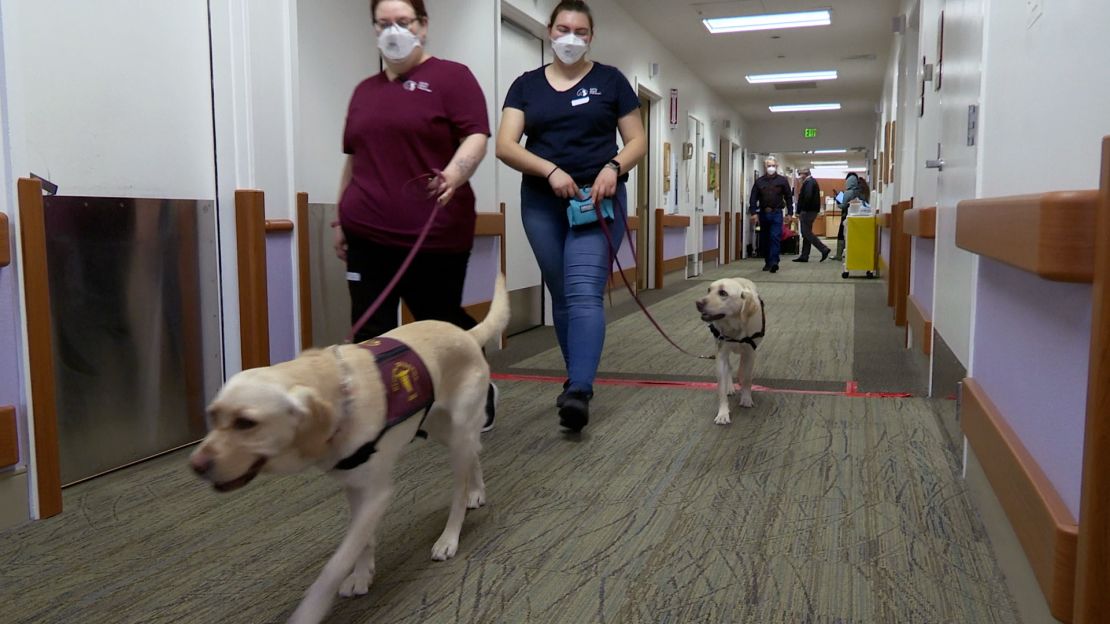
[0,256,1019,623]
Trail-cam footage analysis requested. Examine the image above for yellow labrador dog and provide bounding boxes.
[695,277,765,425]
[190,275,509,624]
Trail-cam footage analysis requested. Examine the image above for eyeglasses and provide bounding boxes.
[374,17,419,31]
[553,25,591,37]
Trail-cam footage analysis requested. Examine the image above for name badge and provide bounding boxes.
[571,96,590,107]
[346,272,361,282]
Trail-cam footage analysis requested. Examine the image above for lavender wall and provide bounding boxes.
[0,261,24,467]
[971,257,1092,518]
[664,228,686,261]
[462,235,499,306]
[266,235,297,364]
[614,228,634,270]
[703,224,719,253]
[911,238,935,311]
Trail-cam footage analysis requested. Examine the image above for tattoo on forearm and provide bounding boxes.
[453,156,477,179]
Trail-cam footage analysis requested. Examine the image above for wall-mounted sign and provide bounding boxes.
[803,127,818,138]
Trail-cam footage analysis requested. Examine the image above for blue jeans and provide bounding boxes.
[521,182,627,395]
[757,210,783,267]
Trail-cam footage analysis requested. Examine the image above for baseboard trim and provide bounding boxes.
[961,378,1077,622]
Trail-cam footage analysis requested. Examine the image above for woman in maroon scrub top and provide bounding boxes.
[335,0,498,429]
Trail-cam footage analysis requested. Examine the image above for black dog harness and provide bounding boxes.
[332,338,434,471]
[708,297,766,350]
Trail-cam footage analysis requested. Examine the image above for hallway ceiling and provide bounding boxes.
[613,0,898,123]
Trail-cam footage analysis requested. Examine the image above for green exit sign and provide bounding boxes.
[804,128,818,138]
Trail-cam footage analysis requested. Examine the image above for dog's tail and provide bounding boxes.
[468,273,510,348]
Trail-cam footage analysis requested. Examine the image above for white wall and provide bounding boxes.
[295,0,377,203]
[977,1,1110,196]
[1,0,216,198]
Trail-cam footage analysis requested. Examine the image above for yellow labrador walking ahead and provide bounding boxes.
[695,277,766,424]
[190,276,509,624]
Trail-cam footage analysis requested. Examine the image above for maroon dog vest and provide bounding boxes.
[332,337,435,471]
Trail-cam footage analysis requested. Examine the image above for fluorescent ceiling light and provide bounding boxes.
[704,10,832,34]
[769,102,842,113]
[746,70,838,84]
[811,160,848,166]
[847,167,869,172]
[811,148,848,154]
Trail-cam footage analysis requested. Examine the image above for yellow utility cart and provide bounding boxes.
[841,213,878,279]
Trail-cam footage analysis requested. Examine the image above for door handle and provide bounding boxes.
[925,159,945,171]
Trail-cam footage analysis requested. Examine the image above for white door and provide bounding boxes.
[932,0,985,373]
[497,19,545,329]
[687,115,705,275]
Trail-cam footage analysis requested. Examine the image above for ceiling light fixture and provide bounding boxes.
[811,148,848,154]
[746,70,838,84]
[769,103,842,113]
[704,10,832,34]
[811,160,849,166]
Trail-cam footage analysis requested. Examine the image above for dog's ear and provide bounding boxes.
[287,385,335,459]
[742,289,761,324]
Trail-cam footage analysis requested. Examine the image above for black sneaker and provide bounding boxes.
[762,265,771,272]
[792,257,808,263]
[820,249,831,262]
[770,264,779,273]
[558,390,591,432]
[555,379,571,408]
[481,383,498,432]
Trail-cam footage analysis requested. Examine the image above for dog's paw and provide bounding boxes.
[726,383,736,396]
[739,391,754,408]
[431,536,459,561]
[467,488,486,509]
[714,409,732,425]
[338,570,374,598]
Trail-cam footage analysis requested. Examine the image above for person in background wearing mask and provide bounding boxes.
[334,0,499,430]
[496,0,646,433]
[792,168,831,263]
[748,157,794,273]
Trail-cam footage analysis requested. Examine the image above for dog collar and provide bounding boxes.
[331,338,433,471]
[708,297,766,350]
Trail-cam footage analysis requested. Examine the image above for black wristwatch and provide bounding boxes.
[605,159,621,174]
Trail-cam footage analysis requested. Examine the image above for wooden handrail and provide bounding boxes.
[475,211,505,237]
[235,190,270,369]
[264,219,294,233]
[660,213,691,228]
[1074,136,1110,623]
[903,206,936,239]
[0,405,17,468]
[878,212,891,228]
[16,178,62,518]
[296,193,312,350]
[703,215,721,226]
[626,214,640,230]
[0,213,9,267]
[956,190,1099,283]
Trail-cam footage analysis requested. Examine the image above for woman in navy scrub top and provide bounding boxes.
[336,0,500,430]
[496,0,647,432]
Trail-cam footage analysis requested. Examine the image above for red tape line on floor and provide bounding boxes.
[491,373,915,399]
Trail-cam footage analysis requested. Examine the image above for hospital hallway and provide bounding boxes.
[0,257,1024,624]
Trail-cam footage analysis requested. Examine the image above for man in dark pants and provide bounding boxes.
[748,157,794,273]
[792,168,831,263]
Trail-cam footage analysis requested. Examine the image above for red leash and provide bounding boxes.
[596,197,715,360]
[345,173,445,343]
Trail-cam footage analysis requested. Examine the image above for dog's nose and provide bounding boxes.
[190,454,212,476]
[696,300,705,311]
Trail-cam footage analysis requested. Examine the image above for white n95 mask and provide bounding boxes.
[552,33,588,64]
[378,24,421,62]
